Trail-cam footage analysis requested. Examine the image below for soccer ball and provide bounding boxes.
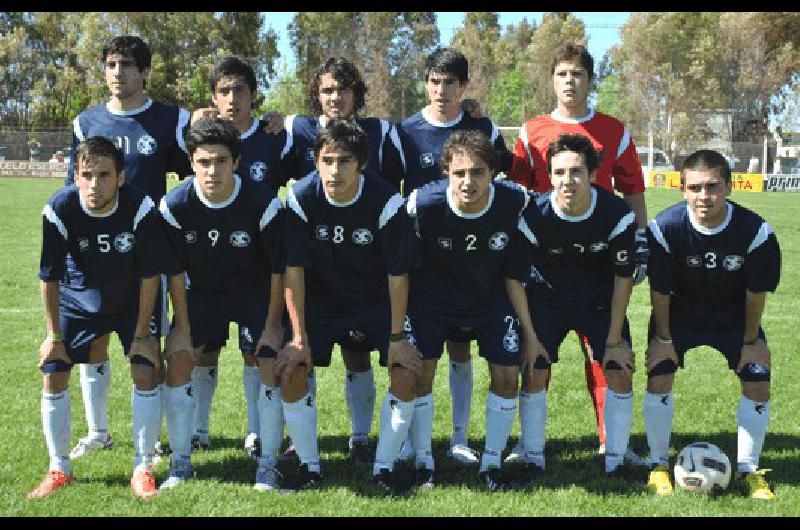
[674,442,732,493]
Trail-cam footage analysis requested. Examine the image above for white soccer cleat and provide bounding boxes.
[69,434,113,459]
[159,458,194,490]
[253,459,281,492]
[448,444,480,465]
[504,441,526,464]
[396,440,415,463]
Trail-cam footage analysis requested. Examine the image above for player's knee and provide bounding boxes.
[742,381,770,402]
[605,369,632,393]
[280,366,309,402]
[522,368,549,393]
[490,365,519,398]
[42,369,70,393]
[130,363,157,391]
[165,349,194,385]
[390,366,416,401]
[646,373,674,394]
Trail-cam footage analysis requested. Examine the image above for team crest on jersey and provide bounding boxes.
[548,247,564,255]
[503,327,520,353]
[420,153,435,168]
[348,330,366,342]
[352,228,373,246]
[136,134,157,155]
[306,148,315,161]
[438,237,453,250]
[230,231,251,247]
[489,231,509,251]
[315,225,330,240]
[78,237,90,252]
[185,230,198,244]
[250,162,268,182]
[723,255,744,271]
[590,241,609,252]
[114,232,135,253]
[687,255,702,268]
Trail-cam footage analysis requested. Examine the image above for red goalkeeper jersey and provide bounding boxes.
[508,109,645,194]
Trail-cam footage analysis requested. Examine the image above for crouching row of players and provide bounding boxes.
[31,117,780,500]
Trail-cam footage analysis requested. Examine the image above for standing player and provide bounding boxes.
[394,47,513,465]
[29,137,166,500]
[516,134,637,481]
[158,117,285,490]
[644,150,781,499]
[278,119,417,490]
[507,43,647,464]
[66,35,191,460]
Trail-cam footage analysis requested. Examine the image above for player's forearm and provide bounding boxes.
[265,273,284,329]
[744,290,767,343]
[650,290,672,339]
[505,278,536,341]
[167,273,190,331]
[387,274,410,335]
[40,280,61,335]
[622,192,648,230]
[607,275,634,343]
[134,275,159,337]
[284,266,307,343]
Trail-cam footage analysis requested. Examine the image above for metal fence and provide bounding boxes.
[0,128,72,162]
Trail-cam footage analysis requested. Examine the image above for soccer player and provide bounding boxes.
[644,149,781,499]
[29,137,167,500]
[394,46,513,465]
[66,35,191,460]
[507,43,647,463]
[187,55,290,460]
[374,130,534,493]
[516,133,637,481]
[278,118,416,490]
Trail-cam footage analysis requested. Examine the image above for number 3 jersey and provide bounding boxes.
[647,201,781,331]
[284,172,416,307]
[39,185,167,319]
[159,174,284,300]
[519,186,636,313]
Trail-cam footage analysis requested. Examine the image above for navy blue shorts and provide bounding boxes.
[187,288,268,356]
[403,294,521,367]
[528,296,631,365]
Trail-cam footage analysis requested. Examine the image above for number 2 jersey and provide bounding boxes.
[39,185,167,319]
[647,201,781,331]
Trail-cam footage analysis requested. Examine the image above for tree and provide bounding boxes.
[450,13,501,115]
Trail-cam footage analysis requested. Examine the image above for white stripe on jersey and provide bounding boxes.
[490,121,500,143]
[176,108,190,155]
[158,197,182,229]
[281,115,296,160]
[260,197,283,231]
[72,116,85,142]
[519,125,533,169]
[389,125,406,172]
[406,188,419,218]
[378,193,405,230]
[647,219,670,254]
[133,196,156,231]
[608,211,636,241]
[616,127,631,160]
[747,221,774,254]
[285,187,308,223]
[517,217,538,246]
[42,204,68,240]
[378,119,390,169]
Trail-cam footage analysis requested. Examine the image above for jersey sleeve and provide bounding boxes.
[508,125,535,189]
[166,109,192,179]
[378,193,417,275]
[502,226,531,282]
[65,117,83,186]
[380,125,405,191]
[609,210,637,278]
[39,201,69,281]
[258,197,286,275]
[133,197,168,278]
[611,128,645,195]
[283,187,313,269]
[646,218,672,294]
[744,221,781,293]
[158,196,188,275]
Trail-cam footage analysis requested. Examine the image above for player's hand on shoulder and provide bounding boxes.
[461,98,482,119]
[737,338,771,374]
[275,339,311,379]
[191,107,219,124]
[604,339,635,377]
[38,337,69,369]
[261,111,285,135]
[633,228,649,286]
[645,337,678,374]
[165,326,192,358]
[387,339,423,376]
[129,335,160,366]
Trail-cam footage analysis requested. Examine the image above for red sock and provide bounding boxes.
[585,360,607,446]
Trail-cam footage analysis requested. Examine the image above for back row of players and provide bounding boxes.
[30,35,780,500]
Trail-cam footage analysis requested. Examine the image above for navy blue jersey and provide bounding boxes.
[397,109,511,195]
[407,179,530,316]
[39,185,166,319]
[519,186,636,313]
[647,201,781,331]
[284,172,415,306]
[282,115,404,188]
[237,117,290,194]
[159,174,284,300]
[67,99,191,201]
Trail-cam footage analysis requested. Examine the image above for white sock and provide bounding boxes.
[192,366,217,442]
[346,368,375,444]
[258,384,284,459]
[132,387,161,470]
[373,392,414,475]
[479,392,517,473]
[308,369,317,400]
[42,389,72,475]
[243,364,261,436]
[449,360,472,446]
[644,392,674,467]
[409,393,435,470]
[604,388,633,473]
[79,361,110,440]
[283,392,320,474]
[519,390,547,469]
[737,396,770,474]
[164,381,195,460]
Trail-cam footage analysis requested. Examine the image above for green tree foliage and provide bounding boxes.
[450,13,501,115]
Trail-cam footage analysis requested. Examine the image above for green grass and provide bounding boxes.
[1,178,798,516]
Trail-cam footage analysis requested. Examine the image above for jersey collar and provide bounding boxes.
[193,173,242,209]
[79,192,119,218]
[323,174,364,207]
[686,202,733,235]
[549,187,597,222]
[239,117,260,140]
[106,97,153,117]
[550,107,595,124]
[446,183,495,219]
[422,107,464,128]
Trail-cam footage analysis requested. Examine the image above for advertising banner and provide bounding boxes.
[0,160,68,179]
[648,171,764,192]
[764,174,800,192]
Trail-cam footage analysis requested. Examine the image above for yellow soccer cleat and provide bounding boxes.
[648,465,674,495]
[744,469,775,500]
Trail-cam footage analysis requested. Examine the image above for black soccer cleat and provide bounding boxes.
[479,467,510,492]
[372,468,399,495]
[280,463,322,492]
[414,466,435,491]
[349,441,372,464]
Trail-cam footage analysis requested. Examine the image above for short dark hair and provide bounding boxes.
[680,149,731,184]
[210,55,258,96]
[75,136,124,174]
[551,43,594,82]
[314,118,368,169]
[185,117,240,160]
[546,133,601,175]
[425,47,468,84]
[441,130,497,174]
[101,35,151,71]
[308,57,366,116]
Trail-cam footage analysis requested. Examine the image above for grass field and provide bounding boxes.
[1,178,798,516]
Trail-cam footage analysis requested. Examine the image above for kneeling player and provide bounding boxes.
[30,137,167,500]
[644,149,781,499]
[159,117,285,491]
[517,133,637,480]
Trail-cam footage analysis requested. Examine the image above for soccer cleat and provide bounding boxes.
[278,443,300,466]
[159,458,194,490]
[130,467,158,499]
[254,461,282,492]
[479,467,509,492]
[69,434,113,459]
[504,441,526,464]
[349,440,372,464]
[624,448,648,467]
[647,465,674,496]
[27,470,72,499]
[372,468,398,495]
[743,469,776,500]
[396,440,415,463]
[415,466,435,491]
[447,444,480,465]
[191,435,209,452]
[280,463,322,492]
[244,433,261,460]
[509,462,544,489]
[153,440,170,466]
